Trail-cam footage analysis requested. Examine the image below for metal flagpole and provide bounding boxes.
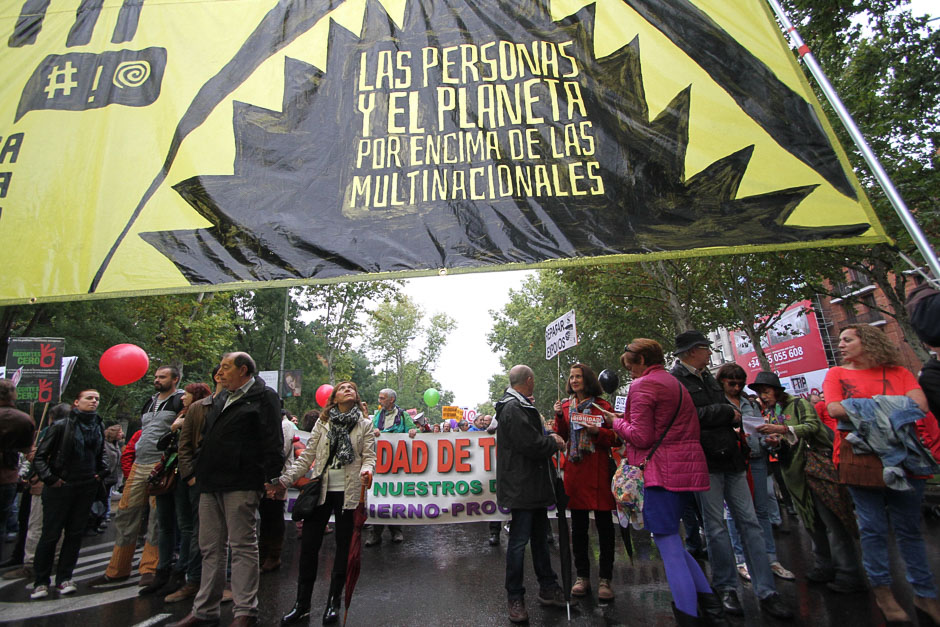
[766,0,940,284]
[278,287,290,390]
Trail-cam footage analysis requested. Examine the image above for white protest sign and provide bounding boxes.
[545,309,578,360]
[570,411,602,428]
[614,396,627,413]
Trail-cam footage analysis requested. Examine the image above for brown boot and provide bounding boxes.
[165,582,200,603]
[873,586,910,622]
[508,598,528,623]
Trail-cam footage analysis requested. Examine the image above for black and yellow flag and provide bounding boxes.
[0,0,886,304]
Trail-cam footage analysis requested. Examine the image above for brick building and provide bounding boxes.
[815,268,932,375]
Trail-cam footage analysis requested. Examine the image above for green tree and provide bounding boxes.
[294,281,401,384]
[781,0,939,359]
[366,293,456,416]
[5,292,237,419]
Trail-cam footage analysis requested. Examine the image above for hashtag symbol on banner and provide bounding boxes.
[44,62,79,99]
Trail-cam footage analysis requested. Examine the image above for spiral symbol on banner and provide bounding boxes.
[112,60,151,88]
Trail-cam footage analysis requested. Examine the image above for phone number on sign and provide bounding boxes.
[748,345,803,369]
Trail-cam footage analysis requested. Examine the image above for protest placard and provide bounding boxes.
[4,337,64,402]
[569,411,603,428]
[545,310,578,360]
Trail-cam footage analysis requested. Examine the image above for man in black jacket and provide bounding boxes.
[496,364,566,624]
[171,352,284,627]
[30,389,106,600]
[670,331,792,620]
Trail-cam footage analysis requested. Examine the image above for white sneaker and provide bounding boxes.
[30,584,49,599]
[57,580,77,595]
[770,561,796,580]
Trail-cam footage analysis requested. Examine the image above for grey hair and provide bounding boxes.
[379,388,397,401]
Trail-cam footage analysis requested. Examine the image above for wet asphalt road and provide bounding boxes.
[4,508,940,626]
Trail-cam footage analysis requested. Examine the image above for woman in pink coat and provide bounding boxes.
[606,339,722,625]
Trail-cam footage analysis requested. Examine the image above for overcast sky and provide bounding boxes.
[400,270,531,409]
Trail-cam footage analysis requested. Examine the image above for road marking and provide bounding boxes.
[130,613,172,627]
[0,543,145,618]
[0,586,143,621]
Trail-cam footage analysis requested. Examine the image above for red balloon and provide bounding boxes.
[315,384,334,408]
[99,344,150,386]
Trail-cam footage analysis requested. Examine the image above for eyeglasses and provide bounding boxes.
[724,380,746,388]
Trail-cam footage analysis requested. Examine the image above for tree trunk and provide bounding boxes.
[643,260,694,334]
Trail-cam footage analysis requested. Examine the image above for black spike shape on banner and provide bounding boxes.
[138,0,866,285]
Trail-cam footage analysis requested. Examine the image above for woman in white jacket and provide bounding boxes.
[274,381,376,625]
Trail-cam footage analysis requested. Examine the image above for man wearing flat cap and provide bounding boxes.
[670,330,792,620]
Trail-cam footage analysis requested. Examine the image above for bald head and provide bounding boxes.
[509,365,535,397]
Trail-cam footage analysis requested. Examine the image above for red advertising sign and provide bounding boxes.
[730,301,829,380]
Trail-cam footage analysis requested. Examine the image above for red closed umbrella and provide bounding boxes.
[343,482,369,626]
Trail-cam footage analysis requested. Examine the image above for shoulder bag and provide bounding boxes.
[837,368,886,488]
[147,451,178,496]
[611,383,683,527]
[290,476,323,521]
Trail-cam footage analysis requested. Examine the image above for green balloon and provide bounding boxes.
[423,388,440,406]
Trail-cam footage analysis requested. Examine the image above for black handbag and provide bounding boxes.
[290,477,323,521]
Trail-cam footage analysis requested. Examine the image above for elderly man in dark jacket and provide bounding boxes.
[670,330,792,621]
[171,352,284,627]
[496,364,566,624]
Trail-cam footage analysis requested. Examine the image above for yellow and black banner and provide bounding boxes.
[0,0,886,304]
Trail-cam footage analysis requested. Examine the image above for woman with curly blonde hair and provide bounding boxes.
[824,324,940,623]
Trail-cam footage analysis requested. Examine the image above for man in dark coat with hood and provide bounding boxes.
[496,364,566,623]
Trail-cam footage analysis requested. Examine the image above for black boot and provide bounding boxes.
[322,576,343,625]
[282,582,314,625]
[673,602,703,626]
[138,567,171,595]
[697,592,731,627]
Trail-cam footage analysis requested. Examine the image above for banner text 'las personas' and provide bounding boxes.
[0,0,886,304]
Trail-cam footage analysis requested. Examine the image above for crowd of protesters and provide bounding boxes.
[497,312,940,624]
[2,290,940,626]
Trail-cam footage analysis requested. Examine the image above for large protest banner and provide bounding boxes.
[0,0,885,305]
[368,431,505,524]
[285,432,509,523]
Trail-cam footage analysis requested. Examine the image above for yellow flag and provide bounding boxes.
[0,0,885,304]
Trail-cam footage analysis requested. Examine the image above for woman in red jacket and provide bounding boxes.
[553,363,618,601]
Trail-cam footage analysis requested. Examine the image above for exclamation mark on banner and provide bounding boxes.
[88,65,102,103]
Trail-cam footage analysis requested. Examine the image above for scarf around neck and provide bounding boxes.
[567,396,596,462]
[326,405,360,468]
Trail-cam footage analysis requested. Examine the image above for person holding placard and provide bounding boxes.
[552,363,618,601]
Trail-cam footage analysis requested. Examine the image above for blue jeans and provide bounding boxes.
[156,487,191,575]
[505,508,559,601]
[726,456,777,563]
[696,470,777,599]
[849,480,938,598]
[174,479,199,582]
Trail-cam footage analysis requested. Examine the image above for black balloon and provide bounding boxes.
[598,369,620,394]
